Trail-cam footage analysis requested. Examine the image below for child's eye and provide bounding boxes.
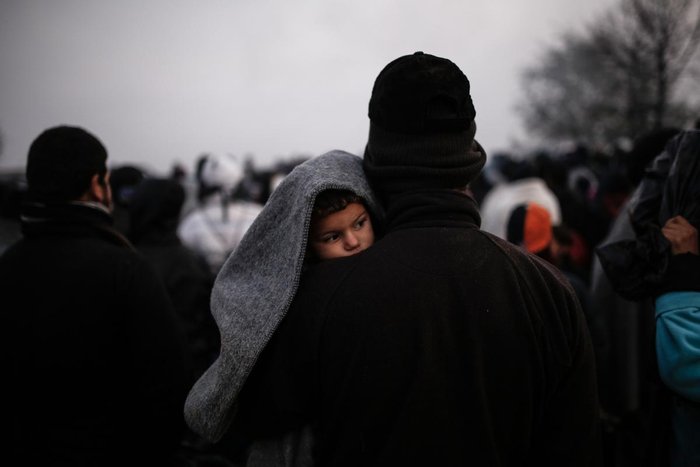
[354,217,368,229]
[321,233,340,243]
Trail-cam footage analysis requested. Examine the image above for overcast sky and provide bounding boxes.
[0,0,617,175]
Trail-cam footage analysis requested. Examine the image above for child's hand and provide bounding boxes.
[661,215,699,255]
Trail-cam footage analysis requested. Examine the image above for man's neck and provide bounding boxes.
[70,200,112,215]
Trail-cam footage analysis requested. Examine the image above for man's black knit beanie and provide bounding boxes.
[363,51,486,193]
[26,125,108,202]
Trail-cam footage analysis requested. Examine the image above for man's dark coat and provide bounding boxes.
[237,190,601,466]
[1,202,189,466]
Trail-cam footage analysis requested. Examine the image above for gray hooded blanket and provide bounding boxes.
[184,150,380,443]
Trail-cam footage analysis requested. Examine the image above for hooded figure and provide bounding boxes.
[184,150,381,455]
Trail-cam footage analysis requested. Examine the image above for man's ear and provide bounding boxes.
[87,173,110,204]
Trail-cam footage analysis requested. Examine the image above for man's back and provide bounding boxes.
[244,191,599,466]
[1,205,188,466]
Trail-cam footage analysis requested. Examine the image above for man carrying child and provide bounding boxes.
[232,52,602,466]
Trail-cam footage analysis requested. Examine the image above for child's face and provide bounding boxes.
[310,202,375,261]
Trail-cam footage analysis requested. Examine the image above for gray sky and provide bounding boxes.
[0,0,616,175]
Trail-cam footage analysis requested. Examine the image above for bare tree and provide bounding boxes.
[519,0,700,146]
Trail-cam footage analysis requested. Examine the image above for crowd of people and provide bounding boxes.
[1,51,699,467]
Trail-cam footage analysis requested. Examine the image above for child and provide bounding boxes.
[184,150,381,464]
[307,189,375,262]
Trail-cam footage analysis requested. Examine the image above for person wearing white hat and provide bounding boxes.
[178,153,263,276]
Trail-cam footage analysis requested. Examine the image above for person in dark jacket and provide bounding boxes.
[0,126,189,467]
[589,127,681,466]
[598,130,700,466]
[230,52,602,466]
[128,177,218,382]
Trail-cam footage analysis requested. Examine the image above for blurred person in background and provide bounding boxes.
[178,153,263,276]
[128,176,237,466]
[108,164,146,235]
[0,173,24,255]
[588,127,681,467]
[656,214,700,466]
[128,177,218,381]
[479,157,562,241]
[0,125,189,466]
[506,201,591,321]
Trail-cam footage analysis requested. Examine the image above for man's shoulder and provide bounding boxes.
[60,232,157,276]
[0,232,136,263]
[295,255,363,302]
[294,228,573,306]
[474,228,569,279]
[284,254,369,329]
